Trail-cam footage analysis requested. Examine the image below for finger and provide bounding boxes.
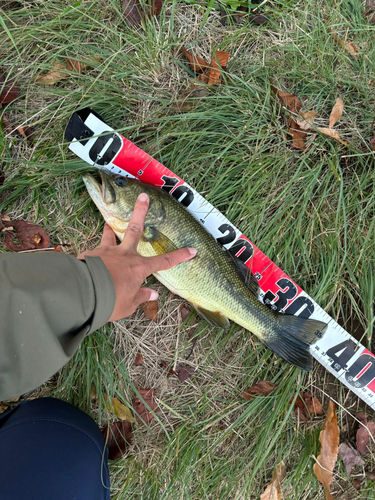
[147,247,196,274]
[121,193,149,251]
[101,223,117,247]
[133,287,159,308]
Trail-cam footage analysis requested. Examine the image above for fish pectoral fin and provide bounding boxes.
[226,250,260,298]
[142,226,179,254]
[191,304,230,330]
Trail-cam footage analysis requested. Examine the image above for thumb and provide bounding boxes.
[133,287,159,308]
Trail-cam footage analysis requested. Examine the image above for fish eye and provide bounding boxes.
[115,177,127,187]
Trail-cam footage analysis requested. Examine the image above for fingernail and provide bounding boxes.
[138,193,148,202]
[149,290,158,301]
[188,247,197,256]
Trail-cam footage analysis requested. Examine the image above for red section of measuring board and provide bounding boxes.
[112,137,303,304]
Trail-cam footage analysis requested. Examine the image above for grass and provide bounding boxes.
[1,0,375,498]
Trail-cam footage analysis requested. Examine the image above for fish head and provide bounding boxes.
[83,172,165,239]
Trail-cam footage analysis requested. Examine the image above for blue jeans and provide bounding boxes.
[0,397,110,500]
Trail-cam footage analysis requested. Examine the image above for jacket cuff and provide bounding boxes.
[84,256,116,334]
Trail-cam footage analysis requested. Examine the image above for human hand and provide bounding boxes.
[78,193,196,321]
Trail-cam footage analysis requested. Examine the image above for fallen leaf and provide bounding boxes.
[249,14,269,24]
[207,50,230,86]
[329,98,344,129]
[260,461,286,500]
[353,479,361,491]
[0,402,10,414]
[366,471,375,480]
[1,218,50,251]
[241,381,276,401]
[289,125,307,151]
[338,443,365,477]
[135,353,143,366]
[133,389,157,424]
[175,364,195,382]
[313,400,340,500]
[141,300,158,321]
[160,360,177,377]
[317,128,348,146]
[34,60,67,85]
[356,416,375,456]
[180,304,191,322]
[295,110,317,131]
[181,46,208,73]
[0,68,19,104]
[292,391,323,421]
[105,396,135,423]
[122,0,162,26]
[34,57,99,85]
[102,420,133,460]
[270,83,301,113]
[328,30,358,57]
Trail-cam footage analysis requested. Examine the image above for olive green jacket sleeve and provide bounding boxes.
[0,252,116,401]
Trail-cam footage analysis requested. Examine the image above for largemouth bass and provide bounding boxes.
[83,172,327,371]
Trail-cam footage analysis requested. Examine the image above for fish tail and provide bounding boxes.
[263,315,327,371]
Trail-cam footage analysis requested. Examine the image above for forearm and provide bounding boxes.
[0,252,115,400]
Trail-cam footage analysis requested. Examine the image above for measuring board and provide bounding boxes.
[65,108,375,410]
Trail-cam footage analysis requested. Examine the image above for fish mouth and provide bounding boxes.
[83,172,116,204]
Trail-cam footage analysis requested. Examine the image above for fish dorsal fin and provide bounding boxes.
[227,250,260,298]
[190,303,230,330]
[142,226,179,254]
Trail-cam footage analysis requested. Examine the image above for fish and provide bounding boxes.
[83,172,327,371]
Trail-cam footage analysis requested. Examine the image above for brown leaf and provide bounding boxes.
[295,110,317,131]
[1,218,50,252]
[181,46,208,73]
[34,60,67,85]
[133,389,157,424]
[180,304,191,322]
[292,391,323,421]
[317,128,348,146]
[141,300,158,321]
[270,83,301,113]
[338,443,365,477]
[175,364,195,382]
[0,68,19,104]
[34,57,98,85]
[313,400,340,500]
[207,50,231,86]
[241,381,276,401]
[366,471,375,480]
[353,479,361,491]
[160,360,177,377]
[356,420,375,456]
[0,402,10,414]
[329,98,344,129]
[249,14,269,24]
[260,461,286,500]
[102,421,133,460]
[122,0,162,26]
[288,123,307,150]
[135,353,143,366]
[328,30,358,57]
